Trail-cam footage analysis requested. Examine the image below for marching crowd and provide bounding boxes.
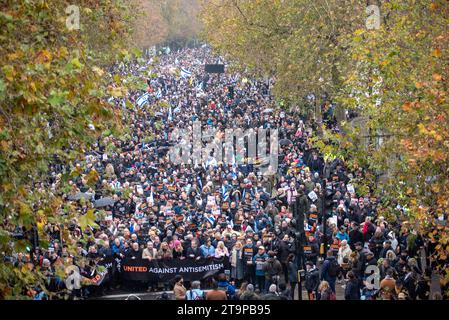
[4,46,446,300]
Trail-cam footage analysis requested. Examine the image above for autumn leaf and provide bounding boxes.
[2,65,15,82]
[432,73,442,81]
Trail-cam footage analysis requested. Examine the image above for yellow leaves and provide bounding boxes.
[0,140,9,151]
[433,48,442,57]
[417,123,428,135]
[432,73,443,81]
[2,65,15,82]
[58,46,69,59]
[415,82,426,89]
[7,51,22,61]
[431,184,441,193]
[401,102,412,112]
[430,3,439,11]
[92,67,105,77]
[354,28,365,36]
[107,86,126,97]
[35,49,52,64]
[29,82,37,93]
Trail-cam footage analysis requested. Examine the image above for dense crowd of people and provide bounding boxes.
[4,46,446,300]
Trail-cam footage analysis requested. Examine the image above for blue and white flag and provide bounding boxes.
[155,88,162,98]
[196,80,203,91]
[136,93,150,108]
[206,215,216,226]
[180,67,192,78]
[196,176,203,189]
[168,106,173,121]
[148,190,154,206]
[222,185,229,201]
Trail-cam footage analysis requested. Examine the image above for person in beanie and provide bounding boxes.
[262,284,281,300]
[239,283,260,300]
[304,261,320,300]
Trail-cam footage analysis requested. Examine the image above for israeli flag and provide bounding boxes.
[196,176,203,189]
[136,93,150,108]
[148,190,154,206]
[222,185,229,201]
[168,106,173,121]
[180,67,192,78]
[206,215,216,226]
[155,88,162,98]
[196,80,203,91]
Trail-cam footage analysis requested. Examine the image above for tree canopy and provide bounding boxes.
[201,0,449,293]
[0,0,136,298]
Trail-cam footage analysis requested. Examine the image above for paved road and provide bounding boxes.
[96,283,345,300]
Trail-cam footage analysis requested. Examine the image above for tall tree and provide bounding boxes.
[0,0,136,298]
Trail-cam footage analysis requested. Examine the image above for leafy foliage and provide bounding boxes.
[0,0,136,299]
[201,0,449,295]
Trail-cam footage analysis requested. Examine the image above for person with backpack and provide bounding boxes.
[320,249,339,293]
[186,281,206,300]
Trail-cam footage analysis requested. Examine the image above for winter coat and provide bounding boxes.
[345,279,361,300]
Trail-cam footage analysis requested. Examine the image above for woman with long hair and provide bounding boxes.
[318,280,335,300]
[230,241,244,286]
[215,241,229,258]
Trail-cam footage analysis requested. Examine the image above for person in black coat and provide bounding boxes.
[348,223,364,250]
[344,271,361,300]
[304,261,320,300]
[186,239,202,260]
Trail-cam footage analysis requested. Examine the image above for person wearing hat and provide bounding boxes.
[262,250,283,293]
[253,246,268,293]
[262,284,281,300]
[304,261,320,300]
[364,250,377,271]
[239,283,260,300]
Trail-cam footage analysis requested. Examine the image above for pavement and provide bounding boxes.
[96,282,346,300]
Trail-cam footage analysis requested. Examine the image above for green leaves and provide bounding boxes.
[78,209,98,231]
[2,65,14,82]
[0,79,5,98]
[65,57,84,72]
[0,0,137,299]
[47,90,67,107]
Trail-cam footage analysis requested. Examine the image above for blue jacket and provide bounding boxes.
[253,253,268,276]
[200,245,215,258]
[111,241,124,255]
[320,256,338,281]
